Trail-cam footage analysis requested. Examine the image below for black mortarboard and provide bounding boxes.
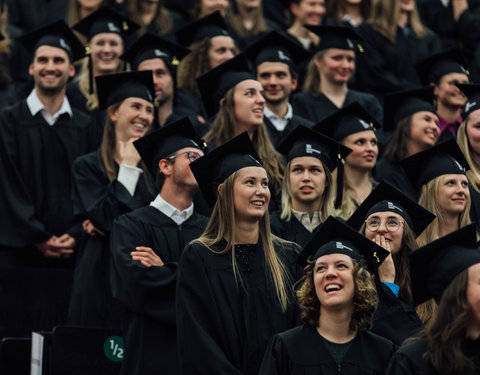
[175,11,230,47]
[72,6,139,41]
[134,116,207,177]
[297,216,389,273]
[244,30,311,70]
[278,125,352,170]
[400,139,470,191]
[96,71,155,110]
[121,32,190,70]
[409,224,480,305]
[415,48,470,86]
[305,25,364,53]
[197,53,256,117]
[313,102,380,142]
[190,132,263,206]
[18,20,85,62]
[456,83,480,121]
[383,87,436,131]
[346,181,435,238]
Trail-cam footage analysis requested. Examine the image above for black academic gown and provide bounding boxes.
[354,24,442,97]
[264,114,314,149]
[260,324,396,375]
[176,239,303,375]
[469,186,480,233]
[110,206,208,375]
[0,100,96,337]
[291,90,383,125]
[270,211,314,247]
[374,159,419,201]
[68,151,156,328]
[174,86,208,124]
[386,337,480,375]
[372,285,423,346]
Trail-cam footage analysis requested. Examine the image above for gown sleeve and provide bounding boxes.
[176,243,244,375]
[386,349,417,375]
[109,213,178,325]
[258,334,291,375]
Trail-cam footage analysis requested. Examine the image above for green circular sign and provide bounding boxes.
[103,336,124,362]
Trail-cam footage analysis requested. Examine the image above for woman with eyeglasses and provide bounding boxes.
[177,133,302,375]
[400,139,472,324]
[346,181,435,345]
[68,72,156,328]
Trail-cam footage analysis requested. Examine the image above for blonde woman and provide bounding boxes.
[326,0,371,27]
[177,133,302,375]
[271,125,351,246]
[355,0,441,96]
[198,54,285,204]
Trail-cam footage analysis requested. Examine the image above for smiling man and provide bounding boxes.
[0,21,96,337]
[245,31,313,147]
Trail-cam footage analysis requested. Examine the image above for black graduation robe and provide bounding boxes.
[264,114,313,149]
[374,158,419,201]
[110,207,208,375]
[291,90,383,125]
[0,99,96,337]
[372,285,423,346]
[270,211,314,247]
[176,239,303,375]
[386,337,480,375]
[68,151,156,328]
[354,24,442,96]
[260,323,396,375]
[469,186,480,233]
[174,87,208,125]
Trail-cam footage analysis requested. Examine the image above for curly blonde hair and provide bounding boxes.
[297,258,378,330]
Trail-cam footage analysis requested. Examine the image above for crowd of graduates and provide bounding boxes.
[0,0,480,374]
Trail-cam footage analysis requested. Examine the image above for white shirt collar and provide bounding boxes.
[26,89,73,126]
[291,209,322,233]
[150,194,194,225]
[264,104,293,121]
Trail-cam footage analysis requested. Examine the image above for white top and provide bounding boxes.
[26,89,73,126]
[264,104,293,132]
[292,209,322,233]
[117,164,143,196]
[150,194,194,225]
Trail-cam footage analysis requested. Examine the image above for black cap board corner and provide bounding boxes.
[305,25,364,53]
[175,10,230,47]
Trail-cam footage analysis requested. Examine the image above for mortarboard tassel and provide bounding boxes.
[334,152,345,209]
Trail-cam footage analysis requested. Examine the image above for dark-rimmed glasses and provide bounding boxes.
[166,151,202,162]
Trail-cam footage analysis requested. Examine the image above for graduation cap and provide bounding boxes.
[121,32,190,70]
[296,216,389,273]
[305,25,364,53]
[456,83,480,121]
[18,20,85,62]
[278,125,353,209]
[383,87,436,131]
[197,53,256,117]
[346,181,435,238]
[175,11,230,47]
[244,30,311,70]
[415,48,470,86]
[72,6,139,41]
[409,224,480,305]
[313,102,380,142]
[134,116,207,177]
[400,139,470,191]
[189,132,263,206]
[96,70,155,110]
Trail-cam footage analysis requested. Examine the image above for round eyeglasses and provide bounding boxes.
[365,217,404,232]
[166,151,202,162]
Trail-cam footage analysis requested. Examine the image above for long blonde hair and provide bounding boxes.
[416,175,471,324]
[457,119,480,192]
[192,171,293,311]
[280,160,335,222]
[369,0,427,43]
[203,87,284,196]
[303,51,325,94]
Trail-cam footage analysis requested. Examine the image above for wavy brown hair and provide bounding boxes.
[297,258,378,330]
[383,115,412,162]
[203,87,284,196]
[128,0,172,36]
[421,269,476,375]
[303,51,325,95]
[192,171,293,311]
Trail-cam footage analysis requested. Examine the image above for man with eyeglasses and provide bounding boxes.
[109,118,209,375]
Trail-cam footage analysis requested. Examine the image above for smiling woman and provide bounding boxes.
[260,217,395,374]
[177,133,302,375]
